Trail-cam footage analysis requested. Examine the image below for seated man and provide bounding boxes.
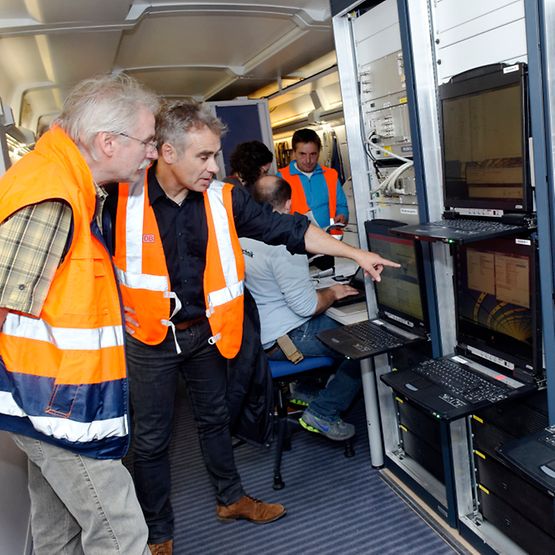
[240,174,363,441]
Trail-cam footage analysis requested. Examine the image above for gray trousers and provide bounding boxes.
[11,433,149,555]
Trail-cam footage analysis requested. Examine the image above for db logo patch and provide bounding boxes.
[143,234,155,243]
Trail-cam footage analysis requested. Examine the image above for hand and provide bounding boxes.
[357,251,401,282]
[334,214,348,225]
[123,305,139,335]
[330,284,360,301]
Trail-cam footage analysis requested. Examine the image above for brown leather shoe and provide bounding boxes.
[148,539,173,555]
[216,495,286,524]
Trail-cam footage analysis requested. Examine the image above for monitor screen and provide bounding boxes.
[440,63,529,213]
[365,220,427,331]
[455,235,540,374]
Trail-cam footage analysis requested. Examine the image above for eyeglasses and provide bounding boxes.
[115,132,158,151]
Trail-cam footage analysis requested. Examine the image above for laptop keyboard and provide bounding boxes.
[414,358,512,403]
[431,219,522,233]
[345,321,405,352]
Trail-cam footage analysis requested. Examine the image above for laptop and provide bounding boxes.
[318,219,429,360]
[381,234,544,421]
[332,266,367,307]
[392,63,536,245]
[498,426,555,494]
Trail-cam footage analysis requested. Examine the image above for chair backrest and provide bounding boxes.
[268,357,336,379]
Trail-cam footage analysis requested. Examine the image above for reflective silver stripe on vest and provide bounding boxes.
[205,181,244,308]
[3,313,124,350]
[118,177,171,294]
[0,392,127,441]
[207,181,239,284]
[115,267,169,292]
[125,178,146,274]
[207,280,244,308]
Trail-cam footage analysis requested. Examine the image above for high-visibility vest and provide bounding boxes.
[279,163,338,220]
[0,126,128,459]
[113,178,245,359]
[113,174,172,346]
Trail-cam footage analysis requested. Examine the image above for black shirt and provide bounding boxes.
[105,165,310,322]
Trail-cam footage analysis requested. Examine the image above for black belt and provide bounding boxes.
[264,343,280,356]
[174,316,205,331]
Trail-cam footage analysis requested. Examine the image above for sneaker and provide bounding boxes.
[299,410,355,441]
[216,495,286,524]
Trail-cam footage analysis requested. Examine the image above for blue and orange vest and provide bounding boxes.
[0,126,128,459]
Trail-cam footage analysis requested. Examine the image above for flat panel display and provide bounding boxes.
[455,235,541,375]
[365,219,428,333]
[440,63,530,213]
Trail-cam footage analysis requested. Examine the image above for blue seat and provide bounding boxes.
[268,356,354,490]
[269,356,336,379]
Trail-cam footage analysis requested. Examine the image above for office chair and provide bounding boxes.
[269,356,355,490]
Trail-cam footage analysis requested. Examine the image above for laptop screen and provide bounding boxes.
[440,63,530,214]
[365,219,428,334]
[454,235,542,378]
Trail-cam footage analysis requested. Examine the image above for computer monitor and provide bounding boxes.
[365,219,428,334]
[440,63,531,213]
[454,235,542,379]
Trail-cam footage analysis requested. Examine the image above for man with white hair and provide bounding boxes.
[0,74,159,554]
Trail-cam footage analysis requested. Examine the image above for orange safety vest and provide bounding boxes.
[279,163,338,220]
[113,178,245,359]
[0,126,128,458]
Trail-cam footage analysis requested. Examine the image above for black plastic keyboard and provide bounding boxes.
[414,358,511,403]
[430,219,521,234]
[345,321,404,352]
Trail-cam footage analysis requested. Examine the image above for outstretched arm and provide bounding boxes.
[303,223,400,282]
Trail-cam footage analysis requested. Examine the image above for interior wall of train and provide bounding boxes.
[2,0,555,553]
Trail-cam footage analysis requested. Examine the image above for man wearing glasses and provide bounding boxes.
[0,74,159,554]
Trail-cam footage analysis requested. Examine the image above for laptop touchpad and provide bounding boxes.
[404,377,432,391]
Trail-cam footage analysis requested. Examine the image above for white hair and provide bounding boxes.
[54,73,159,156]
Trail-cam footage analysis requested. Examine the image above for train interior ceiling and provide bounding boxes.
[0,0,345,154]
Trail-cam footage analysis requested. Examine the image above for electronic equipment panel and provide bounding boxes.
[441,63,530,214]
[381,234,542,421]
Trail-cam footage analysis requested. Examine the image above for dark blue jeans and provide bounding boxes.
[268,314,362,421]
[126,319,244,544]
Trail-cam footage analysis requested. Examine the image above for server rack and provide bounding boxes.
[332,0,555,552]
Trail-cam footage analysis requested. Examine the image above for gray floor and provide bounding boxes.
[168,391,463,555]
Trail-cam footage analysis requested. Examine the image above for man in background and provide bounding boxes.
[241,175,366,441]
[279,128,349,228]
[225,140,273,189]
[0,74,159,554]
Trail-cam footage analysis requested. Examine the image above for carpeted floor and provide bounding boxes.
[166,389,464,555]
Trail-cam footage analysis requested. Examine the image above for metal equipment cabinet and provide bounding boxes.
[331,0,555,552]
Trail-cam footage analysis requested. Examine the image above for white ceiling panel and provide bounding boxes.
[30,0,130,24]
[0,0,335,134]
[45,32,125,83]
[117,13,292,68]
[127,68,227,98]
